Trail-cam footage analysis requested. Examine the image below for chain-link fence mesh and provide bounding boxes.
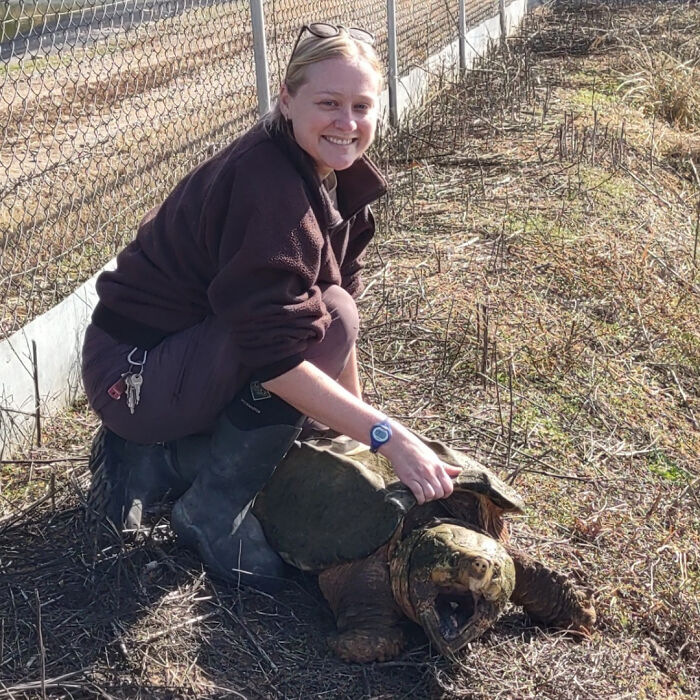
[263,0,388,90]
[468,0,499,27]
[1,0,504,339]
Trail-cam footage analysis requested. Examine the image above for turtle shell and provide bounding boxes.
[253,436,525,571]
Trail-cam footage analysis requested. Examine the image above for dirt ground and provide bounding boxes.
[1,1,699,698]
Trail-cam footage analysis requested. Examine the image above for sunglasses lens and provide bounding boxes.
[348,27,375,45]
[308,22,339,38]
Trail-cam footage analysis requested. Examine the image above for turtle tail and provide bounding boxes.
[508,549,596,635]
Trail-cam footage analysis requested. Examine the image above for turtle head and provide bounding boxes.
[390,522,515,657]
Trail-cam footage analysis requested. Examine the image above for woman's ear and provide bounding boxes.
[279,83,291,119]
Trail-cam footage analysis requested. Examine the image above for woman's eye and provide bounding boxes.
[355,104,370,112]
[320,100,337,107]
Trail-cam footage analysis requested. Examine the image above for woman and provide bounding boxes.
[83,23,460,589]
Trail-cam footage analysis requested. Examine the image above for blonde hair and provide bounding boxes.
[264,27,383,136]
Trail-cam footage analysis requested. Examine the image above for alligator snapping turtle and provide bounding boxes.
[253,436,595,663]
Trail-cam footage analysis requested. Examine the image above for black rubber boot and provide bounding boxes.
[171,384,303,592]
[86,426,207,535]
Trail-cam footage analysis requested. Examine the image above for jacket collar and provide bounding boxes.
[269,124,387,229]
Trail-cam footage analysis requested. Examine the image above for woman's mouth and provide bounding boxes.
[323,135,355,145]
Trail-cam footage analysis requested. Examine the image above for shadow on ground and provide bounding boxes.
[0,492,448,698]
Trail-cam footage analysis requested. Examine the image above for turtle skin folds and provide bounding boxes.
[319,545,412,663]
[508,549,596,634]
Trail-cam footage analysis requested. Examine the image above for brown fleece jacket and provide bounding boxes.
[92,123,387,380]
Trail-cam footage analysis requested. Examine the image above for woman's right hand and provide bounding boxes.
[380,428,461,504]
[262,361,461,504]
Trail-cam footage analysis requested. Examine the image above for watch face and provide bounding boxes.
[371,425,390,443]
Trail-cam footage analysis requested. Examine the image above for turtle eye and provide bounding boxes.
[451,553,462,567]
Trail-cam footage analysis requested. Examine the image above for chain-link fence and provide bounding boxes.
[1,0,505,339]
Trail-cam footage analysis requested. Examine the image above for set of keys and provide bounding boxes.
[123,371,143,414]
[123,348,147,415]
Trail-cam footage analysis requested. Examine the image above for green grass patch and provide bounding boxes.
[647,450,691,483]
[569,86,620,112]
[506,209,586,245]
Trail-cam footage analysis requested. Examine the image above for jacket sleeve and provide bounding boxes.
[206,167,331,379]
[340,206,376,299]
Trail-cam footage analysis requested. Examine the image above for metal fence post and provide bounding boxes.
[250,0,271,116]
[499,0,507,44]
[387,0,399,127]
[458,0,467,71]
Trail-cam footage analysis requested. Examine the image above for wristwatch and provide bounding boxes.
[369,418,392,453]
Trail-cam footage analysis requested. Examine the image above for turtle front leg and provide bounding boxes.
[508,549,596,634]
[319,545,409,663]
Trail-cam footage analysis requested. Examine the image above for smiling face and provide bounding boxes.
[279,56,381,179]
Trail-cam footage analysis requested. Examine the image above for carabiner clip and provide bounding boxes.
[126,347,148,367]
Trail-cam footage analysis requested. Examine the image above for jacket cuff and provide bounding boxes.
[253,353,305,383]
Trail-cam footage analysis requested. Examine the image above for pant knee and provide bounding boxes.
[304,285,359,379]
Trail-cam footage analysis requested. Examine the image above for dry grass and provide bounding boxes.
[618,49,700,129]
[1,1,699,698]
[615,4,700,131]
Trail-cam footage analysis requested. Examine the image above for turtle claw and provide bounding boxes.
[328,627,407,663]
[571,625,594,640]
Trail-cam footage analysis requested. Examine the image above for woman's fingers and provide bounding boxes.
[437,465,455,498]
[443,463,462,477]
[403,463,455,504]
[407,479,425,504]
[421,480,437,502]
[388,435,464,504]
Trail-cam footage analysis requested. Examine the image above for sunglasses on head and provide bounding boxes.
[289,22,375,62]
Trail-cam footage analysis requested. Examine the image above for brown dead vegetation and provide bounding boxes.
[1,1,699,698]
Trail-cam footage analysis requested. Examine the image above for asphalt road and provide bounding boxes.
[0,0,229,61]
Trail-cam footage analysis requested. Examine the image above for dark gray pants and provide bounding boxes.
[82,285,359,443]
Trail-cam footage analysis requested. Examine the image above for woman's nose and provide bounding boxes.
[334,108,357,131]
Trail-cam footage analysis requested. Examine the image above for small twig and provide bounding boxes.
[622,165,674,209]
[0,457,88,465]
[0,405,37,417]
[136,612,215,645]
[694,193,699,268]
[208,684,248,700]
[110,622,130,663]
[34,590,46,700]
[0,491,56,532]
[519,468,592,482]
[506,358,515,472]
[0,671,85,696]
[647,251,700,295]
[595,437,660,458]
[669,369,699,429]
[690,157,700,267]
[208,597,279,673]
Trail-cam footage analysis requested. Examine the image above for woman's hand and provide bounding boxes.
[381,428,462,504]
[262,361,461,504]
